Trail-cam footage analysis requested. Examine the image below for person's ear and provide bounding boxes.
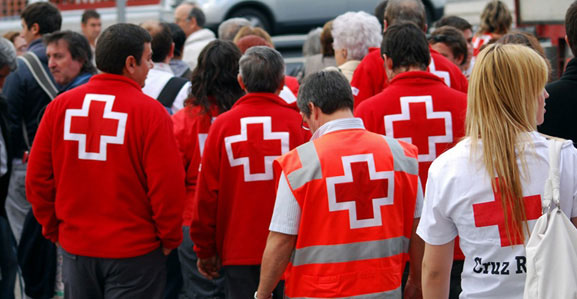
[456,54,465,66]
[383,20,388,33]
[30,23,40,36]
[125,55,137,74]
[237,74,247,91]
[383,54,393,71]
[168,43,175,60]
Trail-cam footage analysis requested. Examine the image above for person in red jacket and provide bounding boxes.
[356,22,467,299]
[172,39,244,298]
[191,46,310,298]
[256,70,423,299]
[350,0,468,107]
[25,24,186,298]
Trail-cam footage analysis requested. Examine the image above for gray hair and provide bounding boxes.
[239,46,285,93]
[298,70,353,117]
[0,37,17,71]
[302,27,322,56]
[218,18,251,41]
[332,11,382,61]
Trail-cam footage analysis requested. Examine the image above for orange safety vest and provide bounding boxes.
[275,128,419,298]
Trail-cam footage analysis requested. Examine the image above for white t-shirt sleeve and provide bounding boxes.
[172,81,191,113]
[417,164,458,245]
[414,178,424,218]
[269,172,301,235]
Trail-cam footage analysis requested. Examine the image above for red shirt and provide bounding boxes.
[472,33,494,57]
[26,74,186,258]
[172,104,219,226]
[191,92,310,265]
[350,46,469,108]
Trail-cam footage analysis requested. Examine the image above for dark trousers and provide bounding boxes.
[62,247,167,299]
[0,216,17,299]
[178,226,225,299]
[164,250,182,299]
[222,265,284,299]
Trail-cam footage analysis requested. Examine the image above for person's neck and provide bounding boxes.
[390,66,426,80]
[318,109,355,127]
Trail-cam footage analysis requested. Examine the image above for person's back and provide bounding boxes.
[539,1,577,146]
[26,23,185,298]
[356,22,467,184]
[350,0,468,107]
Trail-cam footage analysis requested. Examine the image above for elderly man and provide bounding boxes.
[191,46,309,299]
[3,1,61,246]
[141,21,190,114]
[0,37,17,299]
[26,23,185,298]
[218,17,251,41]
[45,31,95,93]
[256,70,424,299]
[174,2,215,70]
[350,0,468,107]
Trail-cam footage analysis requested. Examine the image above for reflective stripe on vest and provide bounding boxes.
[286,286,401,299]
[291,236,410,267]
[382,136,418,175]
[286,141,323,189]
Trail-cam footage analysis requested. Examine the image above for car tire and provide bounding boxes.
[230,7,272,34]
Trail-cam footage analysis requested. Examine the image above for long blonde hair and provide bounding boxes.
[467,44,548,245]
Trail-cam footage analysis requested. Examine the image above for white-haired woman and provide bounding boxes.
[329,11,382,82]
[418,44,577,298]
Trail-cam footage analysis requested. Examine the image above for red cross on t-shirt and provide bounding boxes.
[70,100,120,153]
[391,102,446,156]
[334,161,389,220]
[473,182,542,247]
[231,123,282,174]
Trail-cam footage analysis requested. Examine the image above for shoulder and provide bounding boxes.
[429,139,471,175]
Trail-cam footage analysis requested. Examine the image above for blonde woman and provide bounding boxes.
[472,0,512,56]
[417,44,577,298]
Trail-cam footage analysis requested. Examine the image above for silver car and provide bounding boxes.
[195,0,447,35]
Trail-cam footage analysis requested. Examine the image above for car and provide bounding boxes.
[195,0,447,36]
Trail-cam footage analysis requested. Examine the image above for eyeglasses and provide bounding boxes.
[301,115,310,131]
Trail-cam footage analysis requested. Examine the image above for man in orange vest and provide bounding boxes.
[255,70,424,299]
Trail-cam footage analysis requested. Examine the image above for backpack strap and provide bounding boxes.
[157,76,188,109]
[18,52,58,100]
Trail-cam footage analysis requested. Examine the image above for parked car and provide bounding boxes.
[195,0,447,35]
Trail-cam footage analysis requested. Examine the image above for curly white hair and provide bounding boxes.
[331,11,383,61]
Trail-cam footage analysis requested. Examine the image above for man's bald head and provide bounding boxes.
[384,0,426,31]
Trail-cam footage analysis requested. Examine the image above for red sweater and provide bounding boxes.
[350,46,469,108]
[26,74,186,258]
[172,104,219,226]
[191,93,310,265]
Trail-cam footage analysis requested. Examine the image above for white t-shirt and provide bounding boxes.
[142,63,190,114]
[417,132,577,299]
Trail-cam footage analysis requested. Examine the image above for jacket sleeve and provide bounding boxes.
[350,54,387,107]
[3,61,27,157]
[190,122,221,259]
[143,108,186,249]
[25,102,58,243]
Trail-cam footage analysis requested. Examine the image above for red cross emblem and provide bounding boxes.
[64,94,127,161]
[384,96,452,162]
[473,182,542,247]
[225,116,289,182]
[326,154,394,229]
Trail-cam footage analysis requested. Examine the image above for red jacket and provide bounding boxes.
[191,92,310,265]
[26,74,186,258]
[350,46,469,107]
[172,104,219,226]
[277,128,419,298]
[472,33,494,57]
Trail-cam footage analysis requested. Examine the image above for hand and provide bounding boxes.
[162,247,171,256]
[404,279,423,299]
[197,255,221,280]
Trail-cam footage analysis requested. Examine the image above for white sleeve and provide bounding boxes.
[416,164,458,245]
[269,172,301,235]
[171,81,191,113]
[414,178,424,218]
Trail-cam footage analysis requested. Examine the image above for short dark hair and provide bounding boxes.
[44,30,96,74]
[566,1,577,56]
[188,6,206,27]
[381,22,430,71]
[374,0,388,27]
[21,2,62,35]
[428,26,468,66]
[435,15,472,32]
[298,70,353,117]
[96,23,152,75]
[141,21,172,63]
[81,9,100,24]
[384,0,426,31]
[167,23,186,58]
[239,46,285,93]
